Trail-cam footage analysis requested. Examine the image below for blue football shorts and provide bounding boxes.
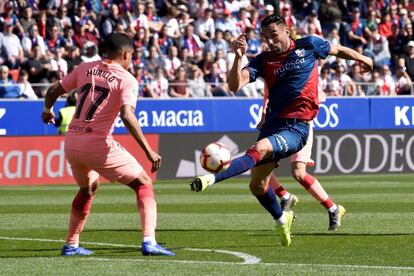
[257,118,310,161]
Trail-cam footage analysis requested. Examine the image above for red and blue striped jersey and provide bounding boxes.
[246,35,331,121]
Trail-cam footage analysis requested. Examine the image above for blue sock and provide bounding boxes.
[214,152,258,183]
[255,187,283,220]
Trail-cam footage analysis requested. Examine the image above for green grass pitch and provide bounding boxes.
[1,174,414,275]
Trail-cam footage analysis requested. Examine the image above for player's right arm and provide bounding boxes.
[228,33,251,92]
[41,82,67,125]
[120,104,161,173]
[42,65,79,125]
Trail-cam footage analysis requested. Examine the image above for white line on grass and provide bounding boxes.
[2,236,414,271]
[0,236,261,264]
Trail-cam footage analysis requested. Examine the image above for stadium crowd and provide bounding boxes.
[0,0,414,99]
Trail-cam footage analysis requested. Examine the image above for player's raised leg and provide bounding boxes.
[291,162,346,230]
[250,162,294,246]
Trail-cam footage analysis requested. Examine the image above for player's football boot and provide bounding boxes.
[61,244,94,256]
[328,205,346,230]
[277,210,294,246]
[280,193,299,211]
[141,242,175,256]
[189,174,214,192]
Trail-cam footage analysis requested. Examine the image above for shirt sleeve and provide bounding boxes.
[120,76,139,109]
[309,35,331,59]
[59,65,79,92]
[245,53,264,83]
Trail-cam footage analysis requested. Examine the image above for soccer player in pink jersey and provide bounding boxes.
[259,84,346,231]
[41,33,175,256]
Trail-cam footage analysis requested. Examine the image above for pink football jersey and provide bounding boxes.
[60,60,138,151]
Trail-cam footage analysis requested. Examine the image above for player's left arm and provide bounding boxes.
[120,104,161,173]
[329,44,373,72]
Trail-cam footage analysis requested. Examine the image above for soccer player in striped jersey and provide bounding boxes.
[190,14,372,246]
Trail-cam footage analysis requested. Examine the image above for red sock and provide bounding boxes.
[66,191,94,244]
[246,148,261,164]
[135,184,157,238]
[268,174,286,195]
[321,198,334,209]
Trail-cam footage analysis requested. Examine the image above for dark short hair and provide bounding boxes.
[105,32,133,55]
[260,14,286,28]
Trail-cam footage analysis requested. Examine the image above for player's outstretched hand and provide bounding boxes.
[233,33,247,57]
[41,111,55,125]
[147,150,162,173]
[361,57,374,73]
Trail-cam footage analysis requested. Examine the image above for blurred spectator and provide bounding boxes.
[162,45,181,80]
[56,6,72,30]
[318,0,342,36]
[281,3,297,29]
[19,6,37,34]
[21,24,47,56]
[298,10,322,36]
[188,65,211,97]
[145,45,163,77]
[204,62,230,97]
[365,26,391,66]
[145,1,163,33]
[133,26,150,54]
[349,63,366,96]
[330,62,356,96]
[72,23,99,49]
[195,8,215,42]
[198,50,214,76]
[339,7,367,48]
[215,9,237,37]
[23,45,52,88]
[17,69,38,99]
[54,92,77,135]
[52,47,68,79]
[178,24,204,59]
[65,45,81,73]
[46,24,67,52]
[204,29,228,58]
[169,66,190,98]
[130,2,150,38]
[388,24,405,66]
[0,65,20,98]
[178,11,194,34]
[152,24,175,56]
[319,66,330,94]
[148,66,169,98]
[101,4,128,38]
[215,48,227,80]
[80,41,100,63]
[134,63,152,98]
[245,27,260,60]
[378,12,393,38]
[400,41,414,80]
[161,6,181,40]
[264,4,274,17]
[2,21,24,69]
[366,70,382,95]
[235,8,251,34]
[1,1,22,32]
[395,66,413,95]
[378,64,396,96]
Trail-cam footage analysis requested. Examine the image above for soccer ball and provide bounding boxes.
[200,142,231,173]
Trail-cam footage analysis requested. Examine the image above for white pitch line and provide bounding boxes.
[0,236,261,264]
[2,236,414,271]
